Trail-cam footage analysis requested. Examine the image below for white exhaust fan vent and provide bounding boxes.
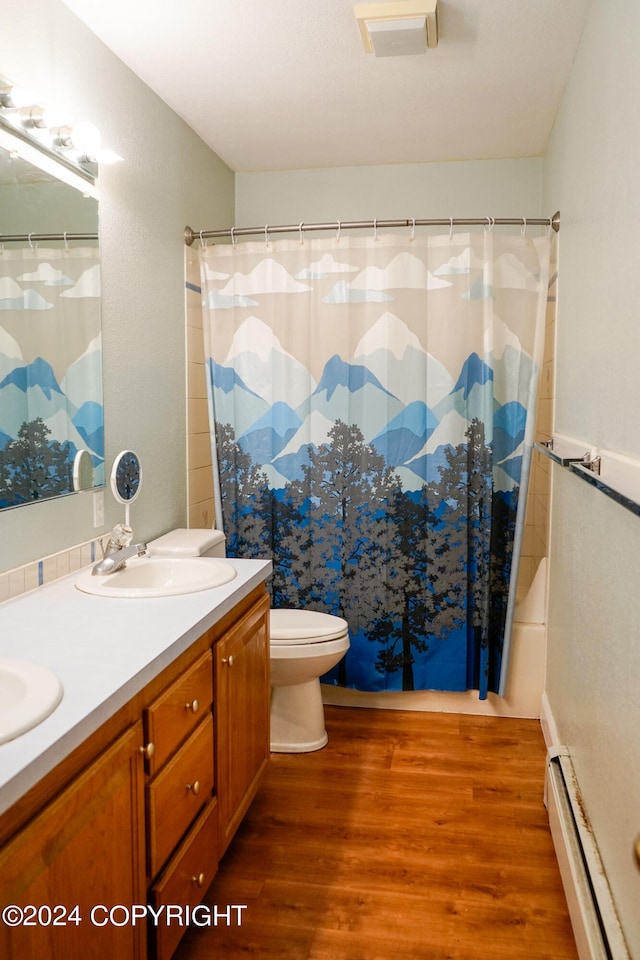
[355,0,438,56]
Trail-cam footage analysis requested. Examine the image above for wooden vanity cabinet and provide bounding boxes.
[0,585,270,960]
[215,591,270,855]
[0,722,147,960]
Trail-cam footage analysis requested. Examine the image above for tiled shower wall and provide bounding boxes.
[519,250,557,596]
[185,250,215,529]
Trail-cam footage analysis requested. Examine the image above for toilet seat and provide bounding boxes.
[270,609,348,645]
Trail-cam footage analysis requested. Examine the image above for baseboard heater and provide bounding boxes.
[544,749,630,960]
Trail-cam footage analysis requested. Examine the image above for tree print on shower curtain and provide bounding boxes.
[199,230,552,698]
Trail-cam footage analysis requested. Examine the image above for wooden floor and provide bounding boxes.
[175,706,578,960]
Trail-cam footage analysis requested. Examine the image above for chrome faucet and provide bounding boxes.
[92,523,148,575]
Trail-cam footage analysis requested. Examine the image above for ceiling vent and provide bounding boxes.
[355,0,438,57]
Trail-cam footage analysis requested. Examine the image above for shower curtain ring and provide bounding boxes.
[230,227,236,248]
[28,233,37,250]
[373,219,378,241]
[63,232,69,250]
[264,224,270,246]
[521,218,527,238]
[299,222,304,244]
[336,220,341,243]
[410,218,416,241]
[449,217,454,239]
[199,230,207,249]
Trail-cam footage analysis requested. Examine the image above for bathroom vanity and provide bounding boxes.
[0,557,271,960]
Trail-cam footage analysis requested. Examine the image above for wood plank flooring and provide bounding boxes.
[174,706,578,960]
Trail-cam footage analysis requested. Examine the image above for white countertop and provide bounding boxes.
[0,557,271,817]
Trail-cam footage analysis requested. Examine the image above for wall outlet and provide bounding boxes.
[93,490,105,529]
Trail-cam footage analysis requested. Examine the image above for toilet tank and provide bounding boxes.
[147,528,226,558]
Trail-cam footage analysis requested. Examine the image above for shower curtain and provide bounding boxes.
[0,246,103,506]
[199,228,551,698]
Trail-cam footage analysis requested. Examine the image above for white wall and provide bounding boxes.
[543,0,640,953]
[0,0,234,574]
[236,158,543,227]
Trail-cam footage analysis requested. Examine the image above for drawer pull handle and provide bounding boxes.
[185,698,200,713]
[139,741,155,759]
[187,779,201,796]
[222,655,234,667]
[192,872,206,888]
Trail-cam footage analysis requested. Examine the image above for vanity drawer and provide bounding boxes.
[144,650,213,775]
[147,713,214,878]
[150,799,218,960]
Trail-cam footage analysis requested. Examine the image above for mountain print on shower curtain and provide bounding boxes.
[200,233,551,697]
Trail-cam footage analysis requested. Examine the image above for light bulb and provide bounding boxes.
[69,122,102,157]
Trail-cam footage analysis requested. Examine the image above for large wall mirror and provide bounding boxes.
[0,116,103,510]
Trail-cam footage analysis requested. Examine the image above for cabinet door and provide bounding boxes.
[215,593,270,854]
[0,723,146,960]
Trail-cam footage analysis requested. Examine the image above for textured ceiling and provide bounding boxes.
[61,0,588,173]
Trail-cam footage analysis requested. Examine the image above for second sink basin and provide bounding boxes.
[0,660,64,745]
[76,555,237,598]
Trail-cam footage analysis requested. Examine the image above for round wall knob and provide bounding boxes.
[185,698,200,713]
[139,742,155,759]
[192,872,206,888]
[186,779,201,796]
[222,654,234,667]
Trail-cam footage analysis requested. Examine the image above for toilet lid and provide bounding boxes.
[270,609,349,644]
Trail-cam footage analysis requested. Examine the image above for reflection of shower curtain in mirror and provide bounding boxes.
[200,230,552,698]
[0,247,103,507]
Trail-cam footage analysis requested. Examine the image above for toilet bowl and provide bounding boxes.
[147,530,350,754]
[270,609,350,754]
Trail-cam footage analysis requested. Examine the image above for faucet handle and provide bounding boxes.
[110,523,133,547]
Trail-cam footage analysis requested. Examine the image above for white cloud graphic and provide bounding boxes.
[220,258,312,296]
[17,263,74,286]
[434,247,484,276]
[61,264,101,299]
[350,252,452,292]
[0,287,53,310]
[0,278,24,300]
[296,254,358,280]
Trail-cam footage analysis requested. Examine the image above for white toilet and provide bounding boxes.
[270,608,349,753]
[147,530,350,754]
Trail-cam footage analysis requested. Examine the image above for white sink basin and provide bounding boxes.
[0,660,64,745]
[75,555,237,598]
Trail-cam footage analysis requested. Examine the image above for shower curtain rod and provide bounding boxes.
[0,232,98,243]
[184,212,560,246]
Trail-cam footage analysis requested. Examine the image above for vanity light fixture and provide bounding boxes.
[0,73,122,168]
[354,0,438,56]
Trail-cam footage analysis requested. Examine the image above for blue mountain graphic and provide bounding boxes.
[451,352,493,400]
[73,401,103,435]
[313,354,397,402]
[273,444,319,483]
[238,401,302,462]
[0,357,63,400]
[209,359,263,399]
[0,429,12,450]
[494,401,527,437]
[372,401,439,466]
[493,427,524,463]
